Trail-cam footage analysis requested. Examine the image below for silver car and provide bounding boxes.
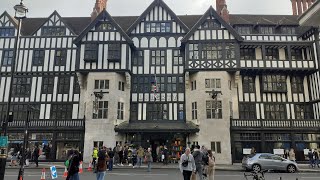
[242,153,299,173]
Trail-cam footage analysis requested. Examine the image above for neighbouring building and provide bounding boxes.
[0,0,319,164]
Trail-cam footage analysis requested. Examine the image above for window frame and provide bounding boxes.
[239,103,256,119]
[151,50,166,66]
[41,77,54,94]
[265,48,279,60]
[54,49,67,66]
[145,22,172,33]
[117,102,124,120]
[262,75,287,92]
[12,77,32,97]
[118,81,125,91]
[50,104,73,119]
[294,104,313,119]
[92,101,108,119]
[41,27,66,36]
[205,79,221,89]
[108,43,121,61]
[84,43,98,62]
[206,100,222,119]
[32,49,45,66]
[264,103,287,120]
[243,76,255,93]
[240,48,256,60]
[132,50,144,66]
[94,80,109,90]
[211,141,221,153]
[57,77,70,94]
[291,76,304,93]
[1,49,14,66]
[260,26,275,34]
[192,102,198,120]
[0,27,15,37]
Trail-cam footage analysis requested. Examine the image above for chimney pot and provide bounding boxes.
[91,0,108,20]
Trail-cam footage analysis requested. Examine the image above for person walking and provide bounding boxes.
[313,149,319,168]
[107,148,114,171]
[137,146,145,168]
[145,148,153,172]
[284,149,289,159]
[118,146,124,166]
[308,149,314,168]
[25,148,32,167]
[179,148,196,180]
[163,146,169,165]
[66,150,80,180]
[95,149,108,180]
[192,145,204,180]
[131,147,137,168]
[92,147,98,168]
[32,146,40,167]
[289,148,296,162]
[206,150,216,180]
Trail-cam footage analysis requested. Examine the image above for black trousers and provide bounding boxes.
[34,157,39,167]
[183,170,192,180]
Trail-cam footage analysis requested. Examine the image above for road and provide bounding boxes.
[5,168,320,180]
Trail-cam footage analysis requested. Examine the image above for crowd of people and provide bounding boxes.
[9,145,47,167]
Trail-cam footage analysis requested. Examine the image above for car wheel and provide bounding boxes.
[287,164,296,173]
[252,164,261,172]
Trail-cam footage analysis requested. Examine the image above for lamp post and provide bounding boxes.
[0,1,28,180]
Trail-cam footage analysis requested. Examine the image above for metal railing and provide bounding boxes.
[0,119,85,130]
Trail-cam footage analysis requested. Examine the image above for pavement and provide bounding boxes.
[5,162,320,173]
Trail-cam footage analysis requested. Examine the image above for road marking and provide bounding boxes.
[108,172,169,176]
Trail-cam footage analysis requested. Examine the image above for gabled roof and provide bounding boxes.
[28,11,77,36]
[182,6,243,42]
[126,0,189,34]
[73,10,133,45]
[0,11,18,28]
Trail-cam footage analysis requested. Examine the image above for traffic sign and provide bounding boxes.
[50,166,58,179]
[0,136,8,147]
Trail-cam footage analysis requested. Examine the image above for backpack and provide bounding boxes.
[64,155,73,168]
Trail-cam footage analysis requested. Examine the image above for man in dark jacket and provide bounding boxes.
[67,150,80,180]
[308,149,314,168]
[192,145,204,179]
[32,146,40,167]
[313,149,319,168]
[163,146,169,165]
[108,148,115,171]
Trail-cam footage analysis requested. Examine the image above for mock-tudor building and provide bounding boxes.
[0,0,319,164]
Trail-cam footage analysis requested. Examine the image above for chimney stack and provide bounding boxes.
[291,0,315,15]
[91,0,108,20]
[216,0,230,23]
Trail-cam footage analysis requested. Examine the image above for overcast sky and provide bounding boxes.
[1,0,292,17]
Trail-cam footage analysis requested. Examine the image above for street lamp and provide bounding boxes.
[0,1,28,180]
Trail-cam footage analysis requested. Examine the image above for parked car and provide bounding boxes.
[242,153,299,173]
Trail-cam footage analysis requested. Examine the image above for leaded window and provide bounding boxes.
[192,102,197,120]
[265,48,279,60]
[239,103,256,119]
[108,44,121,61]
[42,77,54,94]
[264,104,286,119]
[54,49,67,66]
[189,44,199,59]
[260,26,274,34]
[281,26,296,34]
[225,44,235,59]
[132,51,144,66]
[130,103,138,120]
[32,50,45,66]
[58,77,70,94]
[145,22,171,33]
[93,101,108,119]
[1,50,14,66]
[202,43,223,60]
[11,104,40,120]
[291,49,303,60]
[147,103,168,120]
[243,76,255,93]
[84,44,98,62]
[94,80,109,89]
[240,48,255,60]
[291,76,304,93]
[96,22,113,31]
[295,104,313,119]
[205,79,221,88]
[201,20,221,29]
[236,26,252,34]
[73,76,80,94]
[206,101,222,119]
[167,77,177,92]
[173,50,183,65]
[42,27,66,36]
[262,75,287,92]
[117,102,124,120]
[51,104,72,119]
[12,77,31,97]
[151,50,165,65]
[0,28,14,36]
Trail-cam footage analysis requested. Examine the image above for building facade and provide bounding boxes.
[0,0,319,164]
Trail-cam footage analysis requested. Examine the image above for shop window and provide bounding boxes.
[93,101,108,119]
[58,76,70,94]
[118,81,125,91]
[205,79,221,89]
[295,104,313,119]
[108,43,121,61]
[265,48,279,60]
[42,77,54,94]
[239,103,256,119]
[291,76,304,93]
[84,43,98,62]
[189,44,199,59]
[50,104,72,119]
[151,50,165,65]
[93,141,103,149]
[94,80,109,89]
[132,51,144,66]
[211,142,221,153]
[192,102,197,120]
[206,101,222,119]
[243,76,255,93]
[264,104,286,120]
[12,77,32,97]
[32,50,45,66]
[1,49,14,66]
[54,49,67,66]
[240,48,255,60]
[191,81,196,91]
[262,75,287,92]
[0,27,14,36]
[117,102,124,120]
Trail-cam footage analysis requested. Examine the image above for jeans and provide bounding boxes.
[137,157,143,167]
[196,164,203,180]
[96,171,106,180]
[147,161,151,172]
[108,159,113,171]
[69,173,80,180]
[182,170,192,180]
[310,159,315,167]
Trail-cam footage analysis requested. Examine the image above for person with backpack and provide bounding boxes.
[192,145,204,180]
[206,150,216,180]
[66,150,80,180]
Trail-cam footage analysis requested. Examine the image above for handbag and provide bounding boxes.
[182,155,189,167]
[191,172,196,180]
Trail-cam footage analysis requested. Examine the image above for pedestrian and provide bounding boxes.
[163,146,169,165]
[66,150,80,180]
[206,150,215,180]
[284,149,289,159]
[118,146,124,166]
[92,146,98,167]
[156,146,160,162]
[131,147,137,168]
[107,148,114,171]
[33,145,40,167]
[308,149,314,168]
[25,148,31,167]
[192,145,204,180]
[123,146,129,165]
[250,147,256,155]
[289,148,296,162]
[179,147,196,180]
[313,149,319,168]
[95,149,108,180]
[145,148,153,172]
[137,146,145,168]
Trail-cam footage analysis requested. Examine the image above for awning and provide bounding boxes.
[114,121,199,133]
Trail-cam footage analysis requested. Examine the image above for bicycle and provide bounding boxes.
[244,169,269,180]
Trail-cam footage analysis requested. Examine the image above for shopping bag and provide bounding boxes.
[25,159,30,166]
[191,172,196,180]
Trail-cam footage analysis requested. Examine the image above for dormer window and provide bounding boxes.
[96,22,113,31]
[236,26,252,34]
[42,27,66,36]
[281,26,296,34]
[201,20,221,29]
[0,28,14,37]
[145,22,171,33]
[260,26,274,34]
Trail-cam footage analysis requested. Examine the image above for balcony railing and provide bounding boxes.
[0,119,85,130]
[231,119,320,129]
